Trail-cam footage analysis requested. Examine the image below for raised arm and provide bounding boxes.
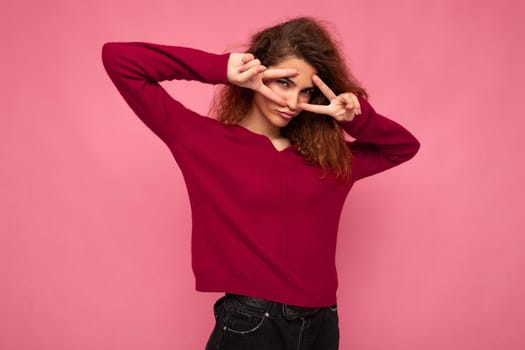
[299,75,420,181]
[340,97,420,181]
[101,42,229,143]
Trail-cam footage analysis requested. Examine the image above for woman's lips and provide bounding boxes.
[277,111,295,120]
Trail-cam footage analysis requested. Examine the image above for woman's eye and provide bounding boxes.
[277,80,290,87]
[302,89,315,95]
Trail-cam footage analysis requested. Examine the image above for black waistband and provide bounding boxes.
[226,293,328,320]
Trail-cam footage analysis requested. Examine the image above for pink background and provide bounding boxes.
[1,0,524,349]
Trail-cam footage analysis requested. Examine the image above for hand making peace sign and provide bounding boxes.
[227,53,298,106]
[299,75,362,122]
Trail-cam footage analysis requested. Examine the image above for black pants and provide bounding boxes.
[205,294,339,350]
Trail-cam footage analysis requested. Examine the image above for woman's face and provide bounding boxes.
[252,56,317,129]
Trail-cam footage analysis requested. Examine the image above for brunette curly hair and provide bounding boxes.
[210,17,367,179]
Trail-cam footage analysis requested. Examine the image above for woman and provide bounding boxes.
[102,16,419,350]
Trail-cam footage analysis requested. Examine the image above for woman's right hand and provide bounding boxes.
[227,53,298,106]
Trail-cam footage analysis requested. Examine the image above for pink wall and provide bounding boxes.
[1,0,524,349]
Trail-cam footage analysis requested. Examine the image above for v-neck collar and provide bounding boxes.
[231,124,296,153]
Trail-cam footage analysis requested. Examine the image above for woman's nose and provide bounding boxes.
[285,93,299,111]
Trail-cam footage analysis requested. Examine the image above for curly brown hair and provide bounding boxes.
[210,17,367,179]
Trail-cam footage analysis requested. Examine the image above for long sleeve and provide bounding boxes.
[341,97,420,181]
[101,42,230,143]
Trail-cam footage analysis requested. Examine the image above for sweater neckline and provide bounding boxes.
[231,124,296,153]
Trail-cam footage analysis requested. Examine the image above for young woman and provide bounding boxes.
[102,16,419,350]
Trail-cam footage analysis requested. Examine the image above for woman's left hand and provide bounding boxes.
[299,75,361,122]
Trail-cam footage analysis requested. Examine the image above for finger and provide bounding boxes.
[259,84,286,106]
[347,105,360,116]
[353,94,362,115]
[343,93,361,115]
[262,68,299,80]
[340,94,355,110]
[312,75,337,100]
[339,93,360,116]
[237,64,266,81]
[299,102,330,115]
[241,53,255,64]
[238,58,261,73]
